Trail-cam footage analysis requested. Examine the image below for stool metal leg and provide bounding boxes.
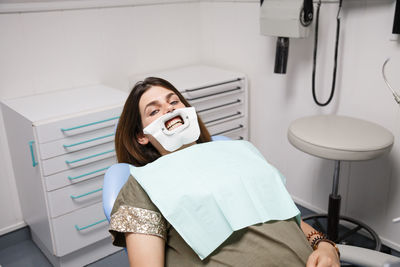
[302,160,382,251]
[328,161,341,241]
[302,214,382,251]
[331,160,341,196]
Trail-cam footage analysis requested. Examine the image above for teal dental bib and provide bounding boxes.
[130,140,300,260]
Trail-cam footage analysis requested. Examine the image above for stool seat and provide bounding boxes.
[288,115,394,161]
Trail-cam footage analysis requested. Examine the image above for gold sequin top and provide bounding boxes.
[110,205,166,240]
[109,175,167,247]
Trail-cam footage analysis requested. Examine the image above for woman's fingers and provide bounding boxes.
[316,257,337,267]
[306,251,318,267]
[306,250,340,267]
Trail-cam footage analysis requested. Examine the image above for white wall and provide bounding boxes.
[0,1,202,235]
[1,0,400,251]
[200,0,400,250]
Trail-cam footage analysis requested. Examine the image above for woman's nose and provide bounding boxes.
[165,103,175,113]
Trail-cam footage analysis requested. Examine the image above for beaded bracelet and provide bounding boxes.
[310,234,326,248]
[307,231,327,248]
[306,230,325,241]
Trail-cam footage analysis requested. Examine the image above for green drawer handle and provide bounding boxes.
[75,218,107,231]
[70,188,103,199]
[63,133,115,148]
[28,141,38,167]
[61,116,119,132]
[68,166,110,181]
[65,149,115,164]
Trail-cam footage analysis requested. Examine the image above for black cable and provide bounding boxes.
[312,0,343,107]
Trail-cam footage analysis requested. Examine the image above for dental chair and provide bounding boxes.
[102,135,400,267]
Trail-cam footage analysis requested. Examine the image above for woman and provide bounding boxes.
[109,77,340,267]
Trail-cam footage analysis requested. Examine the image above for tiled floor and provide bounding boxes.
[0,204,399,267]
[0,227,128,267]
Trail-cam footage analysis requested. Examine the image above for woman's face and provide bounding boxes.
[137,85,186,154]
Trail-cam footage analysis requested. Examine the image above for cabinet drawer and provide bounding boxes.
[223,130,247,141]
[191,91,244,115]
[192,92,244,127]
[45,157,116,191]
[207,118,247,137]
[182,82,243,102]
[41,142,115,176]
[48,176,104,218]
[38,126,115,160]
[34,107,122,144]
[52,202,108,256]
[199,103,244,126]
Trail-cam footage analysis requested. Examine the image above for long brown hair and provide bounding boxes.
[115,77,212,166]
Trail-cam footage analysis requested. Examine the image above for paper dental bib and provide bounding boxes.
[130,140,300,260]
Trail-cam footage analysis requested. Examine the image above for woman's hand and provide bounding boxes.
[306,241,340,267]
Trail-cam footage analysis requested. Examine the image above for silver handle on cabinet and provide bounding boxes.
[183,78,242,93]
[204,112,241,125]
[197,99,241,114]
[185,87,242,101]
[214,125,244,136]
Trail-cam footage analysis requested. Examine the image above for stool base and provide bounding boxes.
[302,214,382,251]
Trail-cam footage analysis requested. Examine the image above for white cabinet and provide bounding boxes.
[131,65,249,140]
[1,85,127,267]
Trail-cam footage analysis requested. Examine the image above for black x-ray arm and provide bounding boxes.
[393,0,400,34]
[302,0,314,25]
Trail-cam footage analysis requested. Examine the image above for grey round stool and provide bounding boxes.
[288,115,394,251]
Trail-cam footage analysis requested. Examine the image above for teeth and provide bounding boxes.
[166,117,183,130]
[167,121,183,130]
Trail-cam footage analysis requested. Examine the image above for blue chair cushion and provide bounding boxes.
[102,163,131,222]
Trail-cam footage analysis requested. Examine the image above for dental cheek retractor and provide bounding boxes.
[143,107,201,152]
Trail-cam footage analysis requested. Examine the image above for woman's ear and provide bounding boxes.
[136,133,149,145]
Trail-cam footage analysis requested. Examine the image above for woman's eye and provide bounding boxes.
[171,100,179,105]
[149,109,159,116]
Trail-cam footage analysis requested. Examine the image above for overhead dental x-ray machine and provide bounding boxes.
[260,0,314,74]
[261,0,400,107]
[260,0,343,107]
